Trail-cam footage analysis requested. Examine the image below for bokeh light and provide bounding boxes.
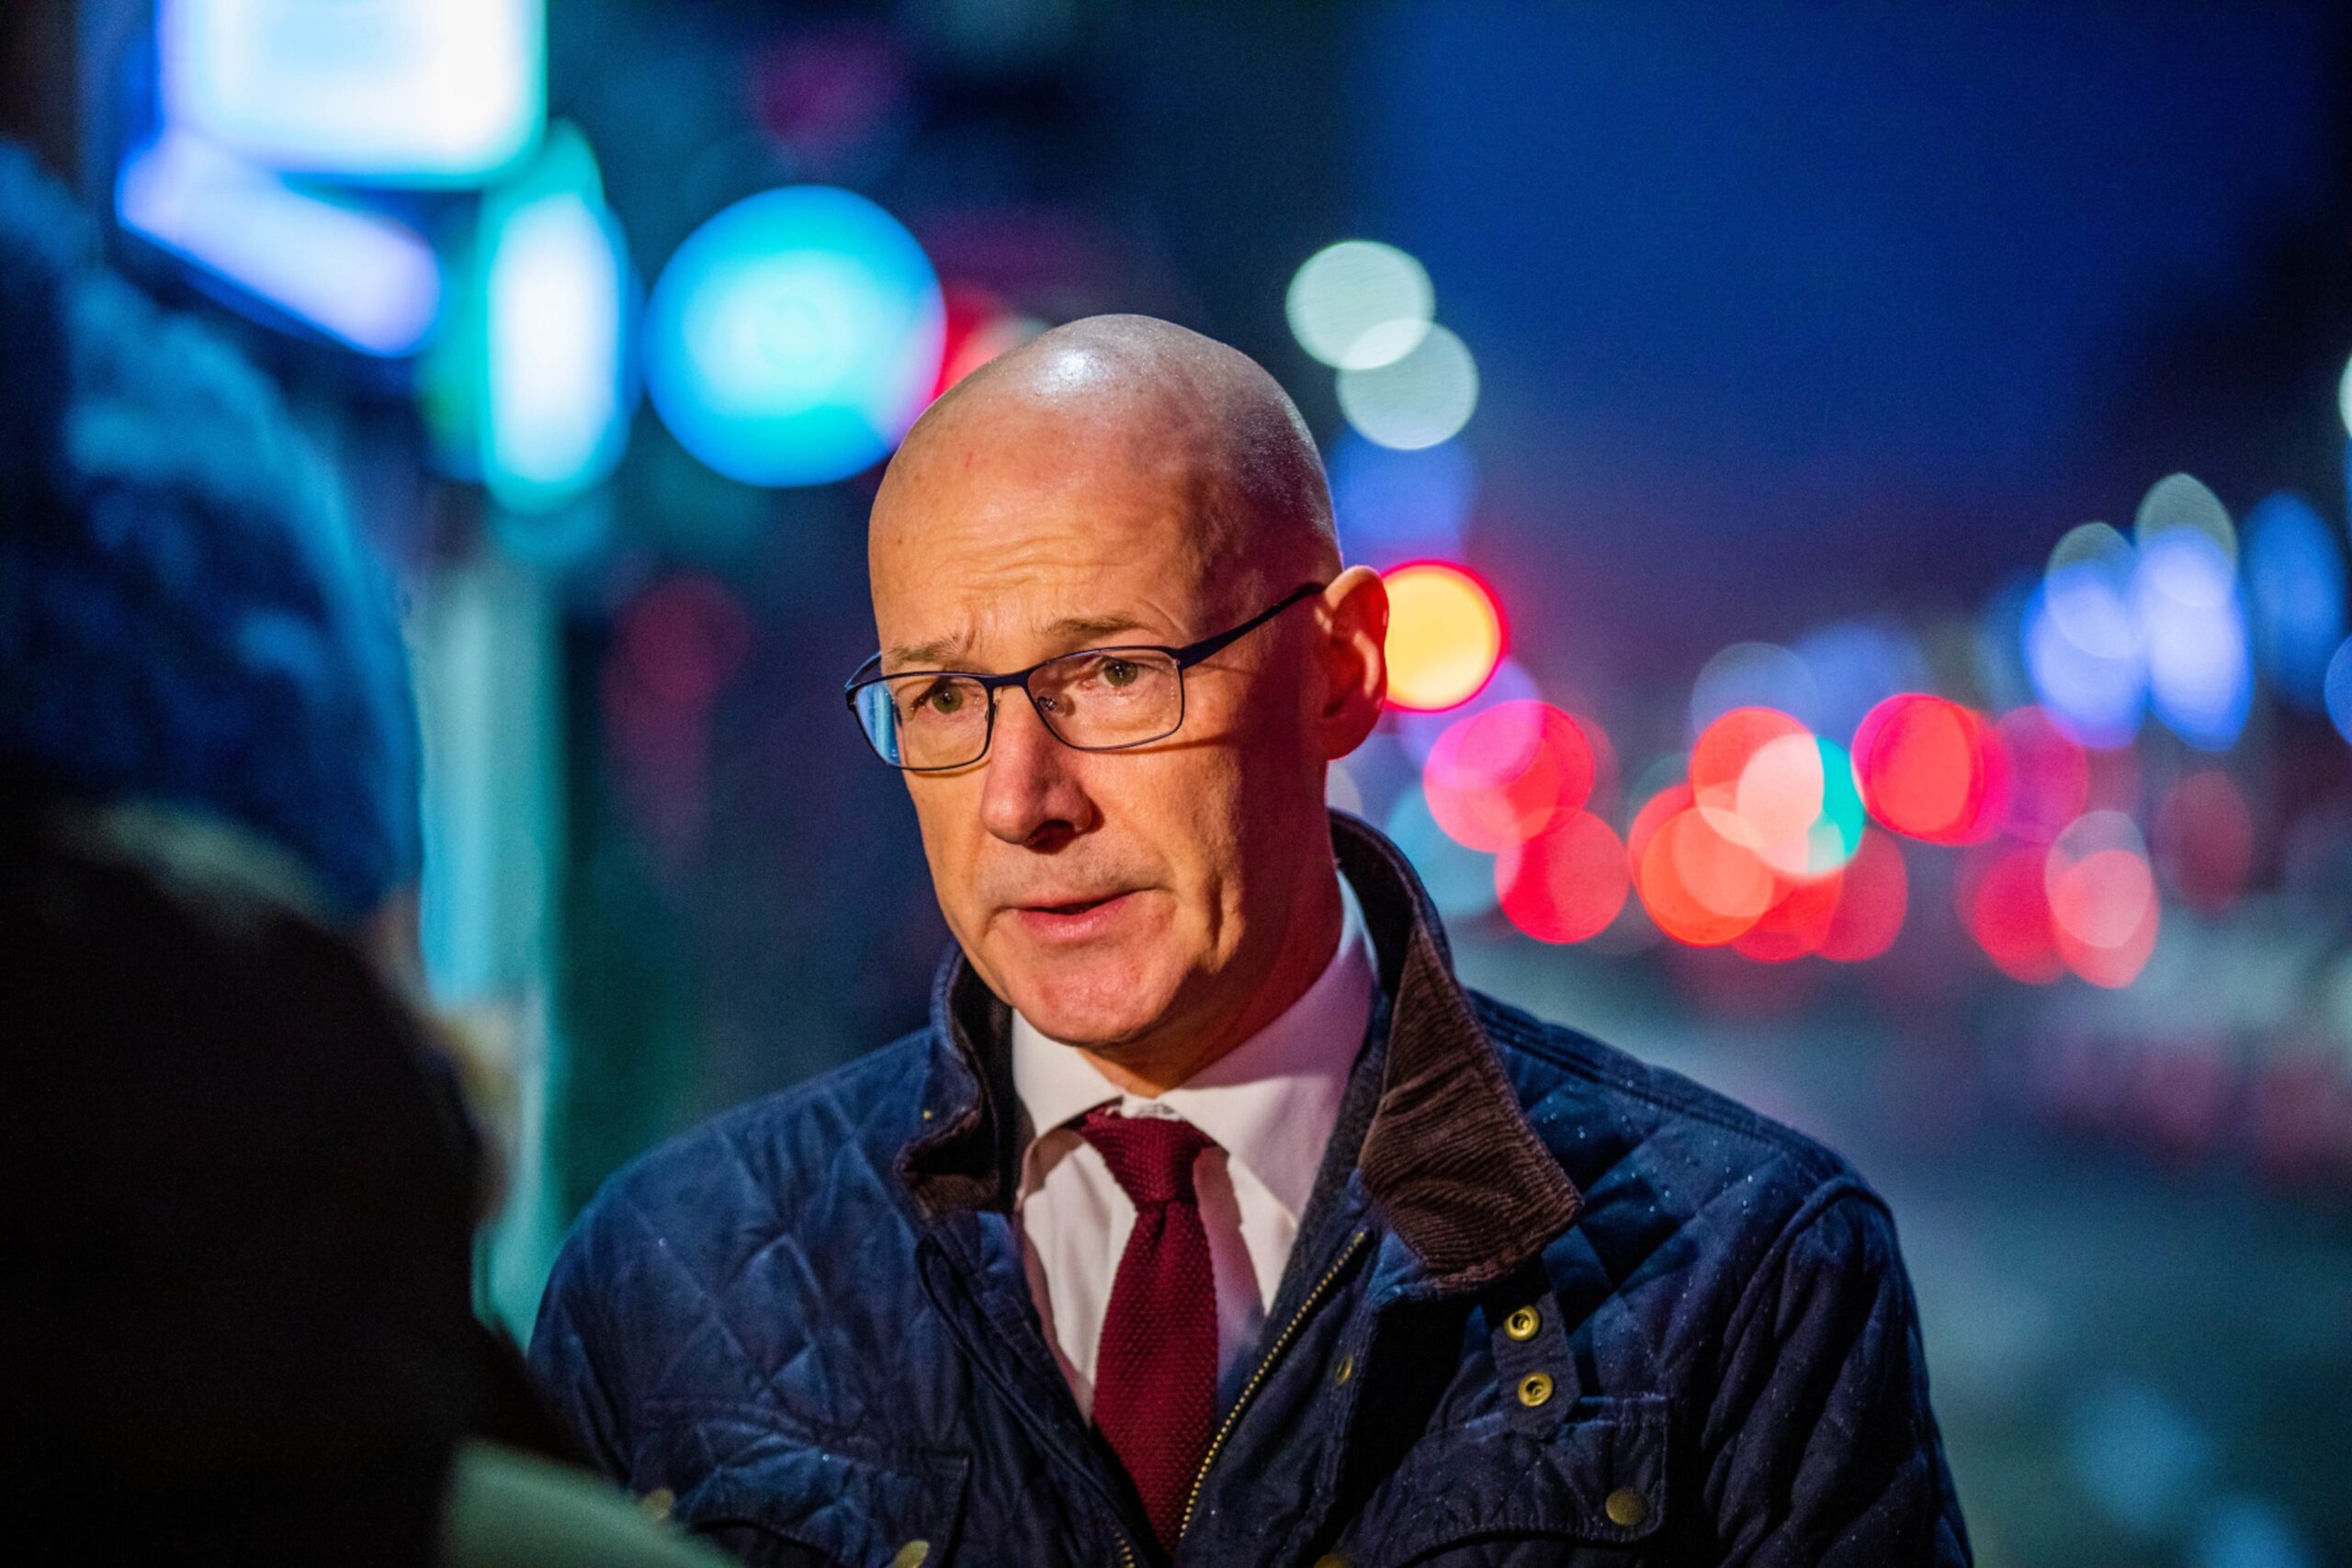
[2025,536,2146,748]
[1730,872,1843,964]
[2155,771,2254,912]
[1853,694,2006,844]
[2242,492,2347,711]
[1285,240,1434,370]
[2047,811,2160,987]
[116,129,441,355]
[1690,707,1809,810]
[1637,807,1774,947]
[643,186,944,487]
[160,0,546,183]
[933,284,1045,399]
[476,127,635,514]
[1338,324,1479,450]
[1793,621,1931,743]
[1995,706,2089,844]
[1498,812,1629,943]
[1328,433,1475,570]
[1690,642,1823,736]
[2134,527,2252,750]
[2132,472,2237,565]
[1383,562,1505,710]
[1422,701,1594,852]
[1815,829,1908,962]
[1959,842,2064,984]
[2327,637,2352,746]
[1383,787,1498,923]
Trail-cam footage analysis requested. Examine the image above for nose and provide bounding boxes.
[978,683,1100,851]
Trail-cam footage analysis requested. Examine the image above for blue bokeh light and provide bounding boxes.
[2023,563,2145,748]
[643,186,944,487]
[2242,492,2346,713]
[2135,529,2251,750]
[2324,637,2352,747]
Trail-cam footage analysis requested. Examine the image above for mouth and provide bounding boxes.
[1008,889,1143,942]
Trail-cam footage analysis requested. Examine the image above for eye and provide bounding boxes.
[905,680,967,718]
[1098,658,1139,689]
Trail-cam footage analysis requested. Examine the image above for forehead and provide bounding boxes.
[868,399,1237,663]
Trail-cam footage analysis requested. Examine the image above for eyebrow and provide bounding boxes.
[884,612,1159,672]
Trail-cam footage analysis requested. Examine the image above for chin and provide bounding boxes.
[999,948,1187,1050]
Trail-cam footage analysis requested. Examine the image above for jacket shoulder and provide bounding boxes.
[579,1028,934,1250]
[1470,989,1875,1228]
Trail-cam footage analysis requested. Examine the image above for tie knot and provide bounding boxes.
[1075,1108,1216,1206]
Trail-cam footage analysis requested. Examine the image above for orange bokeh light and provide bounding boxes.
[1423,701,1596,852]
[1637,807,1775,946]
[1383,562,1506,711]
[1498,811,1630,943]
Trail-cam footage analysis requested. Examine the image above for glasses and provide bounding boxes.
[844,581,1328,772]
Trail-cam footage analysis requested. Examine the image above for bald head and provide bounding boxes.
[875,314,1339,606]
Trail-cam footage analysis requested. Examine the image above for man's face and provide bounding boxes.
[868,391,1333,1057]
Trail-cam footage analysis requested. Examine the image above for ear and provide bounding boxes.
[1313,565,1388,761]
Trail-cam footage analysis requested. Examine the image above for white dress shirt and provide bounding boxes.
[1011,872,1376,1418]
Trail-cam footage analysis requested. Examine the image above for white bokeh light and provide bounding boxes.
[1337,324,1478,450]
[1285,241,1434,370]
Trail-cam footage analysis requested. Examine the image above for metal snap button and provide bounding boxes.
[1516,1371,1554,1407]
[1503,1304,1541,1342]
[1333,1350,1355,1387]
[1604,1487,1650,1529]
[889,1542,931,1568]
[638,1486,675,1522]
[1312,1556,1349,1568]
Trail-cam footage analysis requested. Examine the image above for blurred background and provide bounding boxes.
[8,4,2350,1563]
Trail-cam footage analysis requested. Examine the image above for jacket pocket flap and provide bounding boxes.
[647,1414,969,1568]
[1346,1393,1668,1565]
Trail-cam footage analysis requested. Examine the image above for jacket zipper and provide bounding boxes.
[1176,1227,1371,1543]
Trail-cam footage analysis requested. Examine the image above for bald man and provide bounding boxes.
[532,318,1971,1567]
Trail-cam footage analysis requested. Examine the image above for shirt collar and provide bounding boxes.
[1010,870,1376,1224]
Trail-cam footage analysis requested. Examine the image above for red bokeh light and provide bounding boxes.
[1853,694,2007,844]
[1690,706,1810,810]
[1731,872,1844,964]
[1423,701,1596,852]
[2046,814,2160,988]
[1815,829,1907,961]
[1995,706,2089,845]
[2154,771,2254,912]
[1958,842,2063,983]
[1498,812,1630,943]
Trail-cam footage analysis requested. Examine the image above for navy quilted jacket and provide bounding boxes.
[531,814,1971,1567]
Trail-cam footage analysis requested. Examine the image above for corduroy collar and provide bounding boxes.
[899,810,1583,1292]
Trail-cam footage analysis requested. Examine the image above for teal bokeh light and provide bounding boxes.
[644,186,945,488]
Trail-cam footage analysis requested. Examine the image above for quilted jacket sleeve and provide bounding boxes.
[527,1207,632,1483]
[1699,1189,1972,1567]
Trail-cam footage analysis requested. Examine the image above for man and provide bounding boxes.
[531,316,1971,1566]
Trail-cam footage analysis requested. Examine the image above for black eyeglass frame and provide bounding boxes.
[843,581,1329,773]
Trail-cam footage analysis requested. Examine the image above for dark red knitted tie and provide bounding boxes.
[1076,1107,1220,1551]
